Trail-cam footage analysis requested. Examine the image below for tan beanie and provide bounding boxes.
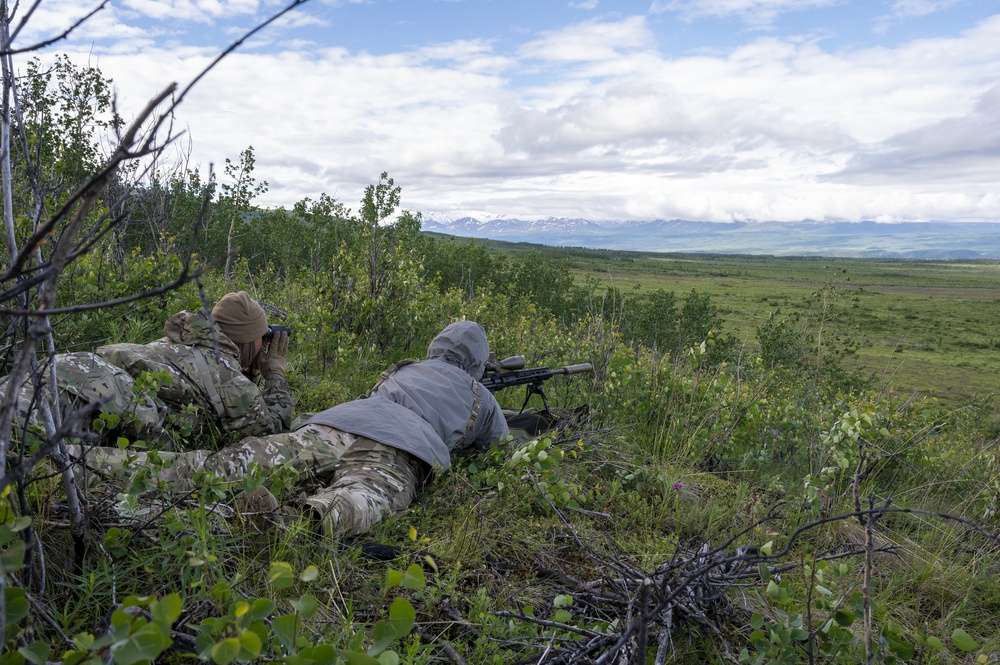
[211,291,268,343]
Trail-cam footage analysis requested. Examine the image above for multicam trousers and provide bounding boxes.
[80,424,425,539]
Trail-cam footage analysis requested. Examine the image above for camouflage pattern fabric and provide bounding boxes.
[0,352,164,443]
[79,423,423,539]
[96,309,293,440]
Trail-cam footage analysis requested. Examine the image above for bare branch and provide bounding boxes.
[1,1,110,56]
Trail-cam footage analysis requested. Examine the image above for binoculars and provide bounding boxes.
[263,324,291,340]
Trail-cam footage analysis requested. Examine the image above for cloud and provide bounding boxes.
[873,0,963,33]
[889,0,961,18]
[122,0,260,23]
[831,84,1000,183]
[569,0,599,8]
[650,0,843,28]
[29,4,1000,224]
[518,16,655,62]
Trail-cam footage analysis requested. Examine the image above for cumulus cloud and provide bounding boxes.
[23,1,1000,223]
[831,84,1000,183]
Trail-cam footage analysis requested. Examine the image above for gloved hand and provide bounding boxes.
[260,330,289,379]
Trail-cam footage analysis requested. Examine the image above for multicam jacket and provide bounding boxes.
[97,310,293,439]
[0,352,162,442]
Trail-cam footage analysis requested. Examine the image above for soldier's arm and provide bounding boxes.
[216,363,294,436]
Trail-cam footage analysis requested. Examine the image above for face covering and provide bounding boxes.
[238,340,261,380]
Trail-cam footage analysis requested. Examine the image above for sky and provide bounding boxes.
[13,0,1000,223]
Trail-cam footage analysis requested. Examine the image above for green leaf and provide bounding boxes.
[17,642,50,665]
[833,609,854,627]
[299,565,320,582]
[388,597,415,638]
[272,614,300,652]
[369,620,396,656]
[925,636,944,650]
[400,563,425,590]
[152,593,182,625]
[1,540,26,573]
[290,594,319,620]
[210,581,232,603]
[343,651,381,665]
[109,623,171,665]
[384,568,403,592]
[765,580,781,599]
[238,629,262,658]
[9,517,32,534]
[196,631,215,658]
[750,613,764,630]
[72,632,95,651]
[268,562,296,590]
[553,609,572,623]
[251,598,276,620]
[300,644,339,665]
[952,628,978,652]
[210,638,241,665]
[5,587,29,624]
[378,650,400,665]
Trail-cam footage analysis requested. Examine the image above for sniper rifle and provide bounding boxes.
[480,354,593,414]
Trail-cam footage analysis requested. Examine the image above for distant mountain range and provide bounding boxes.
[420,216,1000,260]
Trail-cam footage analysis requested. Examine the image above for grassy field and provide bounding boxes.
[478,240,1000,405]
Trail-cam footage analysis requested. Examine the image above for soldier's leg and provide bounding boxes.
[78,424,349,490]
[303,437,425,539]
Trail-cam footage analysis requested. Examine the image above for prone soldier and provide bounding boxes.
[1,291,294,448]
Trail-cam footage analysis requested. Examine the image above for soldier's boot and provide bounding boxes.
[235,486,279,513]
[235,486,280,532]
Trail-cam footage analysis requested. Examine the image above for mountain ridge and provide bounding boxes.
[419,216,1000,259]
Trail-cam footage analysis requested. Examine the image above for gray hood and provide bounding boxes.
[426,321,489,380]
[304,319,508,469]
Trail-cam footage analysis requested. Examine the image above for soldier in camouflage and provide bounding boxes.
[96,291,294,442]
[81,321,509,539]
[5,292,293,448]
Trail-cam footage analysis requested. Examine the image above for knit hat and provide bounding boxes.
[211,291,269,343]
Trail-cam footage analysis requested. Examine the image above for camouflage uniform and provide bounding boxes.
[0,352,163,443]
[82,423,422,538]
[97,309,293,441]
